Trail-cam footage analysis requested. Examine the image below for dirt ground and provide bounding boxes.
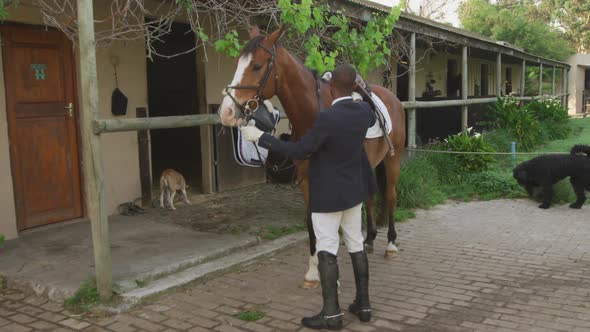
[144,183,306,239]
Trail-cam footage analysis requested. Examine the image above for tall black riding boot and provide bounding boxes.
[349,250,371,322]
[301,251,343,330]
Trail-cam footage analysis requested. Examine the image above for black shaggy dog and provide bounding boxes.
[513,145,590,209]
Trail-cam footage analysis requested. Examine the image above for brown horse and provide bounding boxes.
[219,29,406,288]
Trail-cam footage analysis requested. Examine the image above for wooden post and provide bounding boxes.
[136,108,152,207]
[552,66,556,96]
[565,68,569,111]
[561,67,567,108]
[521,60,526,97]
[538,63,543,96]
[408,32,416,148]
[496,52,502,96]
[461,45,468,129]
[195,46,214,194]
[77,0,113,301]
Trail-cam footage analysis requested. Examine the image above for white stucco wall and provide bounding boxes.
[567,54,590,114]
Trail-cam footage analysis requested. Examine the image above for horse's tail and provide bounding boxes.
[570,145,590,156]
[375,161,387,195]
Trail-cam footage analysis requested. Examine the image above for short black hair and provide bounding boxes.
[332,63,357,94]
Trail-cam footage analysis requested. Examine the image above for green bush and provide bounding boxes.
[488,97,542,150]
[443,127,496,172]
[526,98,571,141]
[396,156,446,209]
[526,98,569,123]
[423,150,459,184]
[483,128,517,152]
[464,169,524,198]
[487,96,572,151]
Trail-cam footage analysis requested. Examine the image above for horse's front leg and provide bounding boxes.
[364,197,378,254]
[299,173,320,289]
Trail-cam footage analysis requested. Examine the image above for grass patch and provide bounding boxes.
[0,234,4,245]
[64,279,123,314]
[135,279,147,288]
[443,169,526,201]
[258,224,305,241]
[64,279,100,313]
[394,208,415,222]
[237,310,265,321]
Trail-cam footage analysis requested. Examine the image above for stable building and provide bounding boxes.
[0,0,570,241]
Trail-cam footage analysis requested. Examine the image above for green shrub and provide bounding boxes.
[396,157,446,209]
[488,97,542,151]
[483,128,517,152]
[526,98,571,141]
[442,168,525,201]
[526,98,569,123]
[539,121,571,142]
[464,169,524,198]
[443,127,496,172]
[423,150,459,184]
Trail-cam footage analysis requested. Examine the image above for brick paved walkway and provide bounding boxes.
[2,199,590,332]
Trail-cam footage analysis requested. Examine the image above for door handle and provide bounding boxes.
[65,103,73,118]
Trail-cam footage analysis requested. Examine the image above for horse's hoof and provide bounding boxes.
[384,250,399,259]
[365,244,374,254]
[301,279,320,289]
[384,242,399,259]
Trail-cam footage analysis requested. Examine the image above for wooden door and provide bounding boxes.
[1,26,82,230]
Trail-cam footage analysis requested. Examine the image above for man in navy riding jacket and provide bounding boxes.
[240,63,377,330]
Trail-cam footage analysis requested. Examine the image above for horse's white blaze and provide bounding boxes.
[219,54,253,126]
[386,242,399,252]
[304,252,319,281]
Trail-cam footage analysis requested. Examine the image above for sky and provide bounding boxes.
[368,0,461,27]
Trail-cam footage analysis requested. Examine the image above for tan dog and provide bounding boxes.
[159,169,191,210]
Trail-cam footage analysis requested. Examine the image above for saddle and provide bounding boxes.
[320,72,395,156]
[356,76,395,156]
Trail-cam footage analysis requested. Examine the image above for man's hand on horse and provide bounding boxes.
[240,124,264,142]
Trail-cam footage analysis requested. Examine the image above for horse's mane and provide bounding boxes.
[240,35,266,56]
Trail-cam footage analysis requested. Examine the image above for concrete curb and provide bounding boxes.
[116,236,260,293]
[101,231,308,313]
[0,236,261,303]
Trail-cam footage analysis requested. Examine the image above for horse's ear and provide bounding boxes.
[248,25,261,38]
[267,27,287,45]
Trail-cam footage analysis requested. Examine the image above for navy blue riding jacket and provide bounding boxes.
[258,98,378,213]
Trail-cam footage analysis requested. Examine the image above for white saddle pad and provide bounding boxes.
[365,93,392,139]
[231,106,280,167]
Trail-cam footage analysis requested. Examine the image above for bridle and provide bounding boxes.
[223,40,315,186]
[224,43,279,121]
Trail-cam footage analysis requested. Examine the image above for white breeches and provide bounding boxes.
[312,203,364,256]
